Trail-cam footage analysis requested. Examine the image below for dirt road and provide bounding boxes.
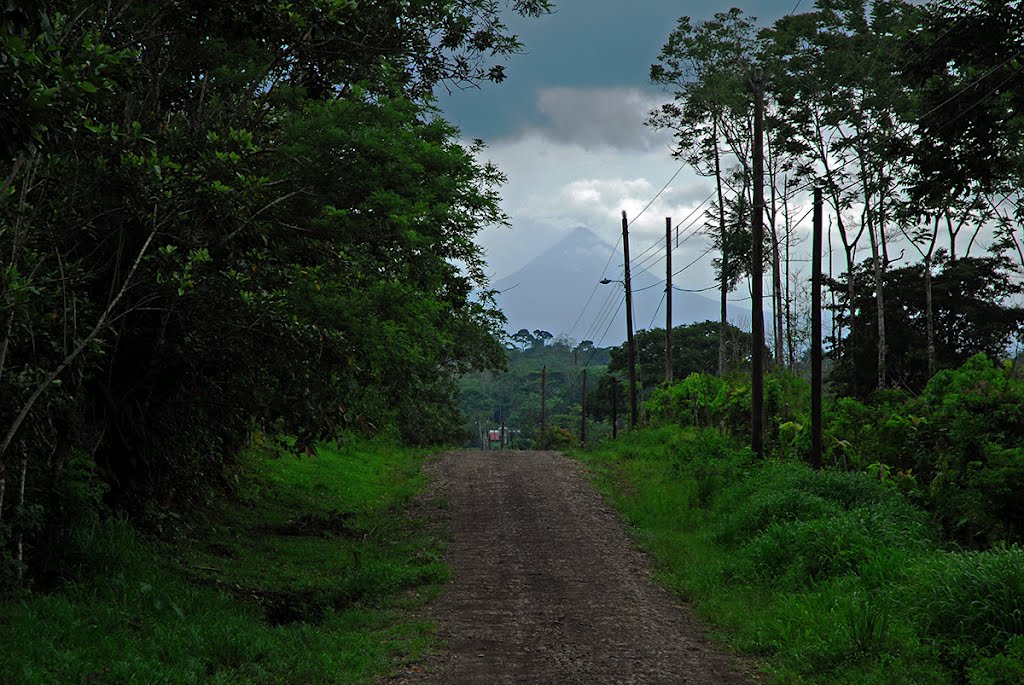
[398,450,754,684]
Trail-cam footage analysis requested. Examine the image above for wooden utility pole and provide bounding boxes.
[811,186,824,469]
[622,211,638,429]
[611,378,618,440]
[751,69,766,459]
[500,407,506,450]
[580,369,587,447]
[540,365,547,449]
[665,217,674,385]
[715,118,728,377]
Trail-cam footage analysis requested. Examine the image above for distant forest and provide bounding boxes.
[460,321,753,448]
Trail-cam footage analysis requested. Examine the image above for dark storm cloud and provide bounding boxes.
[532,87,670,151]
[439,0,794,139]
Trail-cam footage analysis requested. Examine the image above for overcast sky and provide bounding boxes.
[438,0,797,294]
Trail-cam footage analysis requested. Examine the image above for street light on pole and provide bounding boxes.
[599,275,638,429]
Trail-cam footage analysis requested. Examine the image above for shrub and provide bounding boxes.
[741,501,933,588]
[646,373,726,428]
[968,635,1024,685]
[541,425,578,450]
[712,468,843,545]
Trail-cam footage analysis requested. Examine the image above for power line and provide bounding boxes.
[644,290,667,331]
[549,295,625,413]
[629,188,717,269]
[563,164,687,343]
[630,192,721,281]
[673,284,718,293]
[578,287,620,347]
[628,164,687,228]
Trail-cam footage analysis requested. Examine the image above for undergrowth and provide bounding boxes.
[578,426,1024,685]
[0,437,445,684]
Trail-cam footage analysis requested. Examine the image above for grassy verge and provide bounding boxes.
[0,437,446,684]
[576,426,1024,685]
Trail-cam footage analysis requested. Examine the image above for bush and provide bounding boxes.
[712,466,843,545]
[541,425,578,450]
[741,501,933,588]
[646,373,726,427]
[968,635,1024,685]
[644,354,1024,547]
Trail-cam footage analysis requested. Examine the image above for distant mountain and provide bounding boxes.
[492,227,750,345]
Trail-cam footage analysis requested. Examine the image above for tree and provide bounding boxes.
[532,330,554,348]
[510,329,536,350]
[649,8,757,376]
[827,255,1024,397]
[608,321,754,391]
[0,0,550,581]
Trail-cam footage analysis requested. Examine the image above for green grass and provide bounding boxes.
[576,426,1024,685]
[0,437,445,684]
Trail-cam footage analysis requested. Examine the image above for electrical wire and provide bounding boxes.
[627,164,687,228]
[563,164,688,344]
[644,290,667,332]
[629,188,717,270]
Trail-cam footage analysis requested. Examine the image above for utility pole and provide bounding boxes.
[540,365,547,449]
[751,69,766,459]
[622,211,638,429]
[811,186,824,469]
[665,216,673,385]
[611,378,618,440]
[580,369,587,447]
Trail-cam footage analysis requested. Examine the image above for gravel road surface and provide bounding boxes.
[397,449,754,685]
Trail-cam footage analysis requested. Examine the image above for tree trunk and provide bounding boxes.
[15,456,26,579]
[771,215,784,368]
[714,119,728,376]
[765,136,784,369]
[925,254,935,378]
[865,193,886,391]
[946,209,959,260]
[829,216,837,343]
[925,214,940,378]
[0,310,12,385]
[784,187,795,369]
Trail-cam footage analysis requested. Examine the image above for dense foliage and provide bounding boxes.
[582,427,1024,684]
[828,255,1024,396]
[646,354,1024,549]
[0,0,550,584]
[607,320,755,389]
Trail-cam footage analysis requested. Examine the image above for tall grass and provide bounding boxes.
[578,427,1024,684]
[0,438,444,684]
